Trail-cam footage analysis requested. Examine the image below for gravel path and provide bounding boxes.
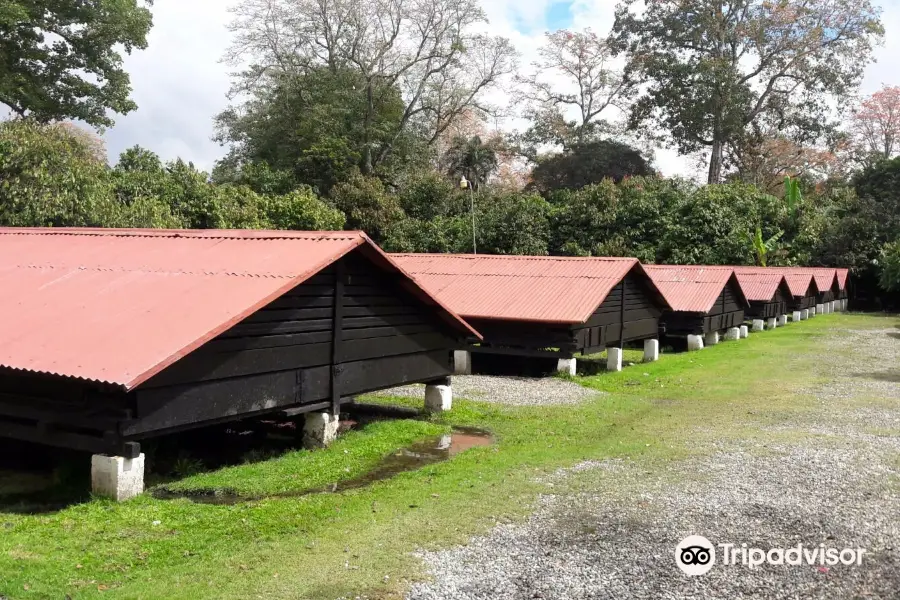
[374,375,601,406]
[408,325,900,599]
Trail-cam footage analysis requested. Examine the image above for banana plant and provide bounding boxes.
[784,176,802,222]
[748,226,784,267]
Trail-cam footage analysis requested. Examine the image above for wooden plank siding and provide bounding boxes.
[467,267,664,359]
[786,284,818,311]
[659,278,746,336]
[0,249,463,453]
[744,282,790,320]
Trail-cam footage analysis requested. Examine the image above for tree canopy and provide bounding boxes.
[613,0,884,183]
[0,0,153,127]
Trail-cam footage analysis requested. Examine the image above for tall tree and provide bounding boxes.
[225,0,517,175]
[444,136,498,191]
[214,67,409,193]
[850,85,900,164]
[613,0,883,184]
[0,0,153,127]
[517,29,632,149]
[530,140,652,192]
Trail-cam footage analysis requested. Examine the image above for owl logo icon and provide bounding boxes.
[676,535,716,575]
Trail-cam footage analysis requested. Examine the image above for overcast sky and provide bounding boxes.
[101,0,900,178]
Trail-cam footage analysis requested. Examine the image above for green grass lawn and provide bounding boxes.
[0,313,891,599]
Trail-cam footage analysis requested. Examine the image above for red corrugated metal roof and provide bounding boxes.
[643,265,747,312]
[732,267,789,302]
[805,268,838,292]
[835,268,849,290]
[767,268,818,298]
[0,228,477,390]
[391,254,658,324]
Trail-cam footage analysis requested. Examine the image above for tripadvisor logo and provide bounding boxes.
[676,535,716,575]
[675,536,867,575]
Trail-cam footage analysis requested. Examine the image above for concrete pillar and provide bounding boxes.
[91,453,145,501]
[792,310,801,322]
[811,306,818,317]
[751,319,765,333]
[556,357,577,376]
[815,303,824,315]
[607,347,623,372]
[643,339,659,363]
[687,334,704,351]
[725,327,740,341]
[830,301,837,313]
[801,309,809,320]
[303,412,340,448]
[777,314,788,327]
[766,317,777,329]
[705,331,719,346]
[424,381,453,412]
[739,325,749,339]
[453,350,471,375]
[842,299,848,311]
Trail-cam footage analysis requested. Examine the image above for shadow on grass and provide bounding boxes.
[0,407,422,515]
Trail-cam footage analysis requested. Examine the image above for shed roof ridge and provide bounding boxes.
[392,253,635,262]
[12,263,300,279]
[0,228,364,241]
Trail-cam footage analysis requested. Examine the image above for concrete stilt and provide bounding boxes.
[843,299,848,311]
[453,350,472,375]
[424,381,453,412]
[303,412,340,449]
[792,310,802,322]
[801,309,809,320]
[777,314,788,327]
[739,325,749,339]
[556,357,577,376]
[643,339,659,363]
[607,347,623,372]
[725,327,740,341]
[815,303,824,315]
[751,319,765,332]
[766,317,777,329]
[91,453,145,501]
[687,334,704,351]
[811,306,818,317]
[705,331,719,346]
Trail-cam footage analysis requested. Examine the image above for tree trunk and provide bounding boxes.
[708,138,724,184]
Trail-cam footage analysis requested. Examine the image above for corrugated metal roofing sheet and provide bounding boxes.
[767,268,817,298]
[643,265,746,313]
[732,267,789,302]
[391,254,646,324]
[0,228,477,390]
[805,268,838,292]
[835,268,849,290]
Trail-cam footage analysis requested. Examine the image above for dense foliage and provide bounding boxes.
[0,0,153,127]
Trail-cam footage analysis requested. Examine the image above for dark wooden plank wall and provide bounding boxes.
[659,279,745,336]
[744,284,789,319]
[127,251,458,437]
[573,270,662,353]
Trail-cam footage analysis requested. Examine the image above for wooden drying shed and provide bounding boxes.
[642,265,749,348]
[0,229,478,499]
[772,269,819,316]
[391,254,671,373]
[733,267,792,322]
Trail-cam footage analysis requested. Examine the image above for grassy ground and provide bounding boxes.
[0,313,892,599]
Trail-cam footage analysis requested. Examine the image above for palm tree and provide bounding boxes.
[444,136,498,191]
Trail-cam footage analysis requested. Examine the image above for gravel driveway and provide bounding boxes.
[408,325,900,599]
[375,375,600,406]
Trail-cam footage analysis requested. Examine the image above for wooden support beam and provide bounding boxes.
[331,260,346,415]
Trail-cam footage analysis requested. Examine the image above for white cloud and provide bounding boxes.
[100,0,900,178]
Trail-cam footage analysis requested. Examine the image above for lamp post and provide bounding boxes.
[460,175,476,254]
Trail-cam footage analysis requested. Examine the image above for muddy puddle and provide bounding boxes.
[152,427,493,505]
